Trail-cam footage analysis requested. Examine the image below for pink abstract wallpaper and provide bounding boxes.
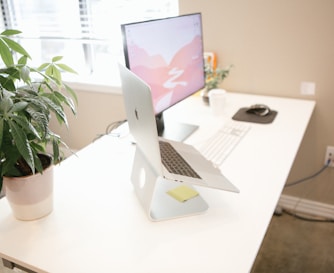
[127,32,204,113]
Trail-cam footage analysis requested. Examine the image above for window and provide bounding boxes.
[0,0,178,86]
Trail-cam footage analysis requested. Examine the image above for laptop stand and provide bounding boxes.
[131,147,209,221]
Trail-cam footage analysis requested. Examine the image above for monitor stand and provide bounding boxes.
[131,147,208,221]
[156,113,198,142]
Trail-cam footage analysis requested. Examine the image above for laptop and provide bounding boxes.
[119,64,239,193]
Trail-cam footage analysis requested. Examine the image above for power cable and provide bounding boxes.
[276,159,333,222]
[282,208,334,223]
[93,119,127,142]
[284,159,331,187]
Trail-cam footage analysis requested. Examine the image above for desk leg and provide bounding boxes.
[2,258,37,273]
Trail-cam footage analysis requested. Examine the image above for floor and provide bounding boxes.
[0,263,15,273]
[1,211,334,273]
[251,211,334,273]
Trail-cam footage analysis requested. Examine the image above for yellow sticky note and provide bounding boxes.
[167,185,199,202]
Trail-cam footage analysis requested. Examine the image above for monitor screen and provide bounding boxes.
[121,13,205,115]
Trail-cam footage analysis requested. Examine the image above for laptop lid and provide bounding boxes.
[119,63,163,176]
[119,64,239,193]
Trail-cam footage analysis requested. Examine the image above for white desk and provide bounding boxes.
[0,92,315,273]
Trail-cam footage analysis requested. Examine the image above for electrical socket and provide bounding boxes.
[324,146,334,167]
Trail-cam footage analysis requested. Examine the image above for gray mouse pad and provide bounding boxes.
[232,107,277,124]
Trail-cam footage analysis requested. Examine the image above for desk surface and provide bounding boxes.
[0,92,315,273]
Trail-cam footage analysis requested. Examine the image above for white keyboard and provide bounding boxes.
[199,122,250,166]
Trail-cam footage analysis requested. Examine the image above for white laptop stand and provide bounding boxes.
[131,147,209,221]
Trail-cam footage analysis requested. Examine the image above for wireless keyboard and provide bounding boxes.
[199,122,250,166]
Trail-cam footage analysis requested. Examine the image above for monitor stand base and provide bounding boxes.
[156,112,198,142]
[162,122,199,142]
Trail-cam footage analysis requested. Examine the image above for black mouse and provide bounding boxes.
[246,104,271,116]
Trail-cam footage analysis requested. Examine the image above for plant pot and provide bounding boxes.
[0,183,5,198]
[4,159,54,221]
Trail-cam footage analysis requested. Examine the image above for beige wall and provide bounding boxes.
[179,0,334,205]
[50,87,126,150]
[52,0,334,206]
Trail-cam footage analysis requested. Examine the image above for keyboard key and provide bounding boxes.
[199,122,250,166]
[159,141,201,179]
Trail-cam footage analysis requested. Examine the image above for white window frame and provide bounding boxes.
[0,0,179,92]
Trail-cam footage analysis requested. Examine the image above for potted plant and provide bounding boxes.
[202,64,233,104]
[0,29,77,220]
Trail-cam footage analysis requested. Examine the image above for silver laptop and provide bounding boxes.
[119,64,239,193]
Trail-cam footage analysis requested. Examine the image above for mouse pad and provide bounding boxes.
[232,107,277,124]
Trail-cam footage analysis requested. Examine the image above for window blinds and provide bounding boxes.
[0,0,178,40]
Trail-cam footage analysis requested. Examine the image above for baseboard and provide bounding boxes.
[278,194,334,219]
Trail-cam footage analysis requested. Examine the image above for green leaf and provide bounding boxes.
[30,142,45,154]
[0,75,16,91]
[0,67,21,79]
[54,90,76,115]
[30,67,58,87]
[52,135,61,164]
[32,152,43,174]
[9,101,28,113]
[11,115,41,141]
[45,65,53,77]
[37,63,49,71]
[52,56,63,62]
[51,65,62,83]
[18,55,28,65]
[41,95,68,126]
[0,118,3,148]
[2,37,31,58]
[0,95,14,113]
[24,107,48,137]
[1,159,22,177]
[55,63,77,74]
[38,71,61,87]
[8,120,35,174]
[1,29,22,36]
[0,38,14,66]
[64,83,78,106]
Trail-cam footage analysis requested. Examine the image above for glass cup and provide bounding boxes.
[209,89,227,116]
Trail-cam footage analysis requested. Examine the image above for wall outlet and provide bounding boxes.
[300,81,316,95]
[324,146,334,167]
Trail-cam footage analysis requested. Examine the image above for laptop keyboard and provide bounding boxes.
[159,141,201,179]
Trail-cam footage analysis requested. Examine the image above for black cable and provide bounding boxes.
[284,159,331,187]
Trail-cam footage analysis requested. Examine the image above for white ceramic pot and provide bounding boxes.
[4,165,54,221]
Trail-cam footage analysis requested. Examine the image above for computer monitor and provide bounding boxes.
[121,13,205,141]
